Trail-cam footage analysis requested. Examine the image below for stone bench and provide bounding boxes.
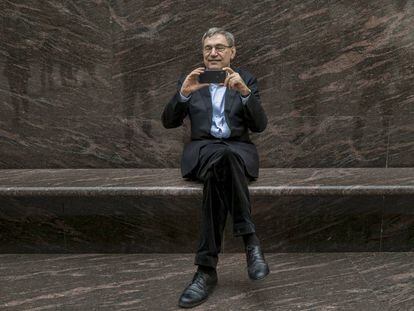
[1,168,413,196]
[0,168,413,253]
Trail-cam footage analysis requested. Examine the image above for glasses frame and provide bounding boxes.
[203,44,233,54]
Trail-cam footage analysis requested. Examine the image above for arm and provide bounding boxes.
[161,68,208,128]
[161,75,189,129]
[223,67,268,133]
[240,74,268,133]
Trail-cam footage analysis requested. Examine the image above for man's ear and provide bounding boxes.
[231,47,236,60]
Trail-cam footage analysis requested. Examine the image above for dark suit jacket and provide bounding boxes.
[161,67,267,180]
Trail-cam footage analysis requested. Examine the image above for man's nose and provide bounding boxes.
[210,48,219,56]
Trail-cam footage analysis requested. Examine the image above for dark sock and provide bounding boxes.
[197,265,216,275]
[243,233,260,247]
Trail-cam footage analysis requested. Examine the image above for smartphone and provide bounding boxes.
[198,69,227,84]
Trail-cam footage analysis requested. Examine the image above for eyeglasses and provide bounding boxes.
[203,44,232,53]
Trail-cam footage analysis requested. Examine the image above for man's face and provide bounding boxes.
[202,34,236,69]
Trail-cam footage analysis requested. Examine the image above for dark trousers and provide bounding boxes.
[192,142,256,269]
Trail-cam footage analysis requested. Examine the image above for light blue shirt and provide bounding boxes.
[209,83,230,138]
[179,85,250,139]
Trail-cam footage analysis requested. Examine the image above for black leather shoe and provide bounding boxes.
[245,245,270,280]
[178,270,218,308]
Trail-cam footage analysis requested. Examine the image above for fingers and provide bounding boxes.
[224,72,245,90]
[184,68,205,88]
[224,75,230,87]
[228,79,238,89]
[182,68,205,93]
[189,67,205,78]
[224,74,237,88]
[223,67,232,86]
[222,67,235,74]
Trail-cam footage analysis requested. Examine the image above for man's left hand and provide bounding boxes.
[222,67,251,96]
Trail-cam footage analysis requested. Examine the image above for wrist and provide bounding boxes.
[240,87,251,97]
[180,88,191,97]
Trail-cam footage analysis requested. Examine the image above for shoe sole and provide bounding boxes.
[178,283,217,308]
[178,297,208,309]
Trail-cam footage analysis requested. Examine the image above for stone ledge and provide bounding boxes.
[0,168,413,197]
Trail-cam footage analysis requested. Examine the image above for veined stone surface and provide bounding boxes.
[0,0,413,168]
[0,253,413,310]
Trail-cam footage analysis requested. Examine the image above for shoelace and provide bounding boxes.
[187,272,212,293]
[246,246,266,265]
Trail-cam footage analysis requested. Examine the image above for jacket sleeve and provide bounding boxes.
[241,73,268,133]
[161,75,189,129]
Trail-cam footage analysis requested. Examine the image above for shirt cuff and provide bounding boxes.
[240,93,251,105]
[179,91,191,102]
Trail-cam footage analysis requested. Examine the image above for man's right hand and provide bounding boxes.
[180,67,209,97]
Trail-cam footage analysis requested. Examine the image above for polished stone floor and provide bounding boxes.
[1,253,413,310]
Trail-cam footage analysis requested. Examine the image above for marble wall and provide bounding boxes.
[1,195,412,253]
[0,196,202,253]
[1,0,413,168]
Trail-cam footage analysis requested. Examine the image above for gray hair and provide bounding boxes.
[201,27,235,48]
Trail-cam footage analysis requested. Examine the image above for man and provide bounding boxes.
[161,27,269,308]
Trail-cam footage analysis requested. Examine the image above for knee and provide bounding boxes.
[211,149,238,181]
[217,148,237,164]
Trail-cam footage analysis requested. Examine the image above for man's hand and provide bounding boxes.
[180,67,209,97]
[222,67,251,96]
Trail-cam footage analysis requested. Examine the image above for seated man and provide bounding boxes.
[161,27,269,308]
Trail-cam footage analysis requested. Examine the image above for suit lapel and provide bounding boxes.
[225,66,241,114]
[224,88,237,114]
[199,86,212,114]
[199,86,212,129]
